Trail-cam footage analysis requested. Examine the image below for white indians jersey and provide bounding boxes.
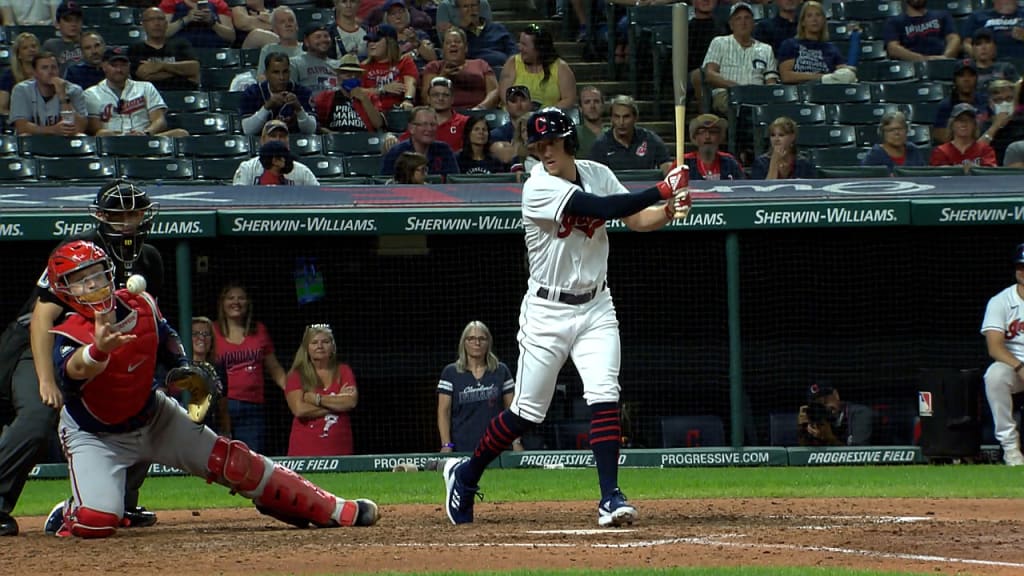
[982,284,1024,360]
[522,159,629,292]
[84,79,166,134]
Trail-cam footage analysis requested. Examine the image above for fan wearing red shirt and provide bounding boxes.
[284,325,357,457]
[399,76,468,151]
[681,113,744,180]
[930,103,997,172]
[361,24,419,112]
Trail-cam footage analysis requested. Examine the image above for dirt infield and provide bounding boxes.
[3,498,1023,575]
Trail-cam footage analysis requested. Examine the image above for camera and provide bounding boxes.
[805,402,833,426]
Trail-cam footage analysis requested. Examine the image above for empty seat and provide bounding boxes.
[177,134,251,157]
[835,38,886,61]
[292,7,335,28]
[0,134,18,157]
[37,156,117,181]
[796,124,857,148]
[196,48,241,68]
[753,103,827,126]
[553,420,591,450]
[834,0,900,20]
[969,166,1024,175]
[343,154,383,177]
[98,25,144,45]
[858,60,917,83]
[892,165,964,176]
[166,112,232,135]
[210,90,244,112]
[0,158,36,181]
[305,156,345,179]
[805,83,872,104]
[461,108,510,130]
[194,157,242,182]
[919,58,958,82]
[385,109,410,132]
[162,91,211,113]
[201,68,243,92]
[927,0,972,15]
[99,135,175,157]
[874,81,945,104]
[817,165,891,178]
[82,5,136,26]
[240,47,263,69]
[769,412,799,446]
[810,146,872,166]
[830,102,910,125]
[19,135,98,157]
[117,158,195,181]
[660,415,726,448]
[728,84,800,107]
[323,132,386,156]
[909,101,942,125]
[288,134,324,156]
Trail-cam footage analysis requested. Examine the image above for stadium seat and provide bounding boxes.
[927,0,972,16]
[752,103,827,126]
[177,134,251,158]
[827,21,856,40]
[810,147,872,166]
[343,154,384,177]
[853,123,930,147]
[447,173,519,183]
[835,39,887,62]
[858,60,917,83]
[0,134,18,157]
[196,48,241,69]
[99,135,175,157]
[19,135,97,157]
[918,58,958,82]
[0,158,36,181]
[832,0,900,20]
[194,157,242,182]
[873,82,946,104]
[117,158,196,181]
[5,26,58,43]
[553,420,591,450]
[892,165,964,176]
[166,112,232,135]
[660,415,726,448]
[210,91,244,112]
[805,83,872,105]
[240,47,262,69]
[909,101,941,125]
[796,124,857,148]
[626,5,674,95]
[829,103,910,125]
[162,90,211,113]
[817,165,890,178]
[729,84,801,107]
[82,5,136,26]
[37,156,117,182]
[201,68,242,92]
[769,412,799,447]
[305,156,345,179]
[969,166,1024,175]
[288,134,324,156]
[323,132,386,156]
[98,25,144,46]
[460,108,509,131]
[614,169,664,181]
[385,109,410,132]
[292,7,334,28]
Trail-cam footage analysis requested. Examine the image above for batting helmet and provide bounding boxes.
[47,240,117,319]
[90,179,158,266]
[526,107,578,155]
[1014,243,1024,264]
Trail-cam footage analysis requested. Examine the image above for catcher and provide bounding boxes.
[44,240,379,538]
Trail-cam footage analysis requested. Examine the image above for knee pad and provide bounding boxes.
[69,507,119,539]
[206,436,268,495]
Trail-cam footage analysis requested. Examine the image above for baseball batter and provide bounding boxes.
[44,240,379,538]
[443,107,691,526]
[981,243,1024,466]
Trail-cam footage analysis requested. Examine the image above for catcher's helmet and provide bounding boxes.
[47,240,117,319]
[90,179,159,266]
[526,107,578,155]
[1014,243,1024,265]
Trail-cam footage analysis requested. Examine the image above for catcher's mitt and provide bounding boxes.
[166,361,222,423]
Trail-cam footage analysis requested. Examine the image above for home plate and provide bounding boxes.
[528,529,637,535]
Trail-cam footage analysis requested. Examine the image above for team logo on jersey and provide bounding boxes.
[557,213,605,238]
[1007,318,1024,340]
[636,140,648,157]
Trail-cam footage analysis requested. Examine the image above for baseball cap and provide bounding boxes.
[507,85,531,101]
[807,383,835,403]
[383,0,406,10]
[365,24,398,43]
[262,119,290,137]
[950,102,978,119]
[56,1,84,20]
[689,113,725,140]
[729,2,754,17]
[303,22,330,38]
[973,28,995,42]
[954,58,978,75]
[259,140,292,159]
[334,53,364,74]
[102,46,130,63]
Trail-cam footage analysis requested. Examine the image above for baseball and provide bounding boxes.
[126,274,147,295]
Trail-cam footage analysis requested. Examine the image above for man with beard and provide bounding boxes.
[291,23,339,98]
[682,114,743,180]
[64,31,105,90]
[883,0,960,61]
[84,47,189,137]
[576,86,605,159]
[588,95,671,175]
[313,54,383,133]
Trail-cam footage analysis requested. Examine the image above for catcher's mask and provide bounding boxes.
[48,240,117,319]
[90,179,159,267]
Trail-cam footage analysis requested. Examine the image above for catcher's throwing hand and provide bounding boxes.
[166,362,222,423]
[94,314,136,353]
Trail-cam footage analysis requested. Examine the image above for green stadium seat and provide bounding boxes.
[817,165,891,178]
[386,109,410,133]
[447,173,519,183]
[969,166,1024,176]
[306,156,345,179]
[323,132,386,156]
[292,7,334,28]
[796,125,857,148]
[37,156,117,181]
[660,415,726,448]
[892,166,965,177]
[5,26,58,43]
[240,48,262,69]
[19,135,98,157]
[82,5,136,26]
[805,84,871,105]
[196,48,241,69]
[0,134,18,157]
[167,112,233,135]
[858,60,917,83]
[810,147,872,166]
[833,0,899,20]
[874,82,946,104]
[162,91,211,113]
[288,134,324,156]
[177,135,251,158]
[854,124,931,147]
[909,101,942,125]
[919,58,957,82]
[752,103,827,126]
[99,25,144,46]
[99,135,175,158]
[117,158,196,181]
[0,158,36,181]
[210,91,244,112]
[194,157,242,182]
[343,154,383,177]
[927,0,972,16]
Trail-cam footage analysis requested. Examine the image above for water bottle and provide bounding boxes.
[847,27,862,69]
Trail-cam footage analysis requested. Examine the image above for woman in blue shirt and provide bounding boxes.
[861,111,928,173]
[752,116,817,179]
[777,1,850,84]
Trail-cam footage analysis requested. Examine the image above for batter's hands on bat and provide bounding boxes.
[94,314,136,353]
[658,164,691,219]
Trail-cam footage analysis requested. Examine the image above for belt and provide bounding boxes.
[536,282,606,305]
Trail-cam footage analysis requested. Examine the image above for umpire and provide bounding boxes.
[0,179,164,536]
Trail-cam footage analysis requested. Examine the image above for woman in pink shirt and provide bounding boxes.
[284,324,357,456]
[213,284,287,453]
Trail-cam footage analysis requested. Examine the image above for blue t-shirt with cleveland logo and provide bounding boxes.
[588,126,671,171]
[884,11,956,57]
[777,38,845,74]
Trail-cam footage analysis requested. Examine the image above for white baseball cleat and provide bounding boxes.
[1003,449,1024,466]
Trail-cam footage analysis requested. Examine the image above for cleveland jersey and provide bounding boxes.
[522,160,629,292]
[982,285,1024,360]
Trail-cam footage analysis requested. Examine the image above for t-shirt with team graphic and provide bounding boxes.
[883,11,957,57]
[776,38,845,74]
[84,78,167,134]
[361,55,419,112]
[982,284,1024,360]
[290,53,340,98]
[522,160,629,292]
[284,365,356,456]
[213,321,276,404]
[313,89,381,132]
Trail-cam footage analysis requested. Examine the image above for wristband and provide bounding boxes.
[315,393,322,407]
[82,344,109,366]
[442,442,455,449]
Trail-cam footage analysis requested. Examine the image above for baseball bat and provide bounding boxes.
[671,3,691,219]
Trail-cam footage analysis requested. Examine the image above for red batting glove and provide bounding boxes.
[656,164,690,199]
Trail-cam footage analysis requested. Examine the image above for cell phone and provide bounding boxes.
[197,1,210,11]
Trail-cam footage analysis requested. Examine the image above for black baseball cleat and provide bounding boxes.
[122,506,158,528]
[0,511,18,536]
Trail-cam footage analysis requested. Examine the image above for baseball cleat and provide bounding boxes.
[0,511,18,537]
[122,506,158,528]
[598,489,637,527]
[353,499,380,526]
[443,458,479,525]
[44,499,69,537]
[1004,449,1024,466]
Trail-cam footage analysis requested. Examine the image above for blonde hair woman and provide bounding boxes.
[361,23,419,112]
[437,321,518,453]
[285,324,357,456]
[752,117,816,179]
[0,33,40,114]
[777,1,852,84]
